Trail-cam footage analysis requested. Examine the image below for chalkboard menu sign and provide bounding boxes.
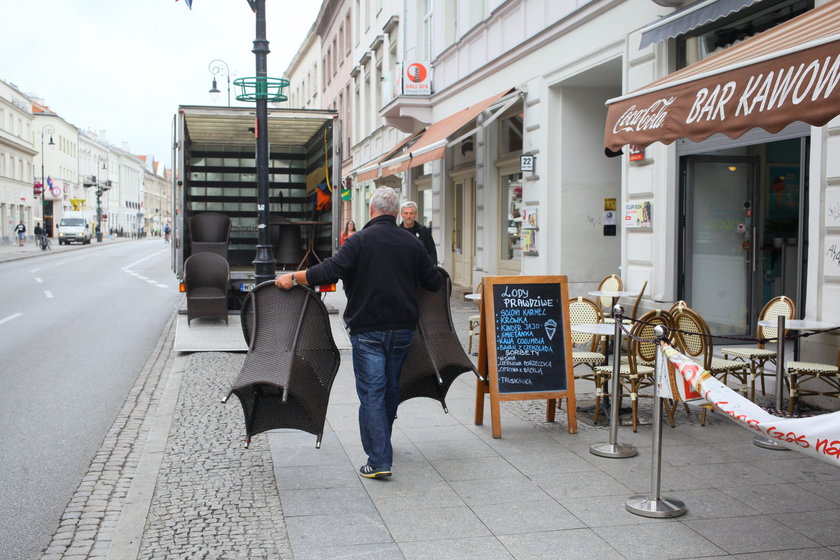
[493,283,567,394]
[474,275,577,438]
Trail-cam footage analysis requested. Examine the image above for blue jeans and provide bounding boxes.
[349,328,415,469]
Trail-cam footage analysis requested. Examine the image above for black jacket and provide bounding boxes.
[401,221,437,264]
[306,214,442,334]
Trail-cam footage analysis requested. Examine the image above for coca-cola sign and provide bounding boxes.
[611,97,675,134]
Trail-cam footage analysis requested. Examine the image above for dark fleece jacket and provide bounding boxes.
[305,214,442,334]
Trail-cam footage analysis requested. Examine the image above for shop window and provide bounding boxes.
[677,0,811,68]
[501,173,523,261]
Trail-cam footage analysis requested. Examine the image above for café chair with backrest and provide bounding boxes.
[720,295,795,401]
[189,211,232,261]
[184,251,230,326]
[593,313,660,432]
[562,297,607,423]
[596,274,623,318]
[671,306,749,424]
[787,348,840,413]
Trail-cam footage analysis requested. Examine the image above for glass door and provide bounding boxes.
[680,156,759,336]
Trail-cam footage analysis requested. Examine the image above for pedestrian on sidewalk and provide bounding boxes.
[14,221,26,246]
[399,201,438,264]
[275,186,442,479]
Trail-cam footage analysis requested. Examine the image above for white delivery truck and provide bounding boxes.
[58,211,92,245]
[171,105,341,310]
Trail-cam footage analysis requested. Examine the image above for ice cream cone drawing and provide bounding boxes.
[544,319,557,341]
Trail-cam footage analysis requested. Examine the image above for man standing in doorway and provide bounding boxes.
[400,201,437,264]
[275,187,442,479]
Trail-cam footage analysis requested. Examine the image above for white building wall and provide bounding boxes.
[0,79,35,241]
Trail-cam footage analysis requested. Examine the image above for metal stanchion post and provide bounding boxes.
[626,326,686,517]
[590,305,638,458]
[753,314,789,450]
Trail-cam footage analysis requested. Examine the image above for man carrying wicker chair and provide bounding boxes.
[275,187,442,479]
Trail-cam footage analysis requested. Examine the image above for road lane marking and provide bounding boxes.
[35,277,43,283]
[0,313,23,325]
[44,290,54,299]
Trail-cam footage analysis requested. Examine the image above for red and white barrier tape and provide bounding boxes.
[657,344,840,467]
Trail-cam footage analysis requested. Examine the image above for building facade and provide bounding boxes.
[0,79,36,241]
[343,0,838,373]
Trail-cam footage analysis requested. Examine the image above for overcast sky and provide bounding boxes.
[0,0,322,168]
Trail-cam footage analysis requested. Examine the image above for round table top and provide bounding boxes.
[465,293,481,301]
[757,319,839,330]
[588,290,636,298]
[572,323,615,336]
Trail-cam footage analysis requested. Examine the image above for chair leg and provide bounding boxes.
[663,399,676,428]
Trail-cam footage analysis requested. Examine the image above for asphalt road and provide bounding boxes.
[0,239,181,560]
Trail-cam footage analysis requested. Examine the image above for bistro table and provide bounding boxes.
[465,293,481,301]
[753,317,839,450]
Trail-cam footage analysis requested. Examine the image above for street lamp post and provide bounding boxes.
[39,125,56,236]
[208,59,231,106]
[251,0,275,286]
[83,159,110,242]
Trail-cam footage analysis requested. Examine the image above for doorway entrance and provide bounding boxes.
[450,174,475,287]
[679,138,807,336]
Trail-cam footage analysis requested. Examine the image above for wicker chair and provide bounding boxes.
[671,306,749,424]
[467,280,482,355]
[721,296,795,401]
[593,311,659,431]
[400,268,480,411]
[565,297,607,423]
[184,251,230,325]
[227,282,340,447]
[787,348,840,413]
[189,212,231,260]
[596,274,623,318]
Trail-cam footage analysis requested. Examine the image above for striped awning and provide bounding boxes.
[604,1,840,155]
[639,0,763,49]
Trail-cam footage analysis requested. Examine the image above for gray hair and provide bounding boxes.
[400,201,418,212]
[369,187,401,216]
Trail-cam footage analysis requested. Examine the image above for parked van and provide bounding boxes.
[58,211,92,245]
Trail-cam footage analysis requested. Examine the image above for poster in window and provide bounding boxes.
[521,205,538,230]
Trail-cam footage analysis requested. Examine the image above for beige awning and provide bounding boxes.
[356,88,516,181]
[604,1,840,155]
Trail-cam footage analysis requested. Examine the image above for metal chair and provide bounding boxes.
[184,251,229,325]
[566,297,607,423]
[671,306,749,424]
[593,311,660,432]
[720,295,795,401]
[189,212,231,260]
[467,280,482,355]
[596,274,623,318]
[787,348,840,413]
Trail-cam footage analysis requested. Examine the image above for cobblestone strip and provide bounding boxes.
[137,352,291,560]
[40,313,177,560]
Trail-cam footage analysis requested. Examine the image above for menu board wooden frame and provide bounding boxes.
[474,275,577,438]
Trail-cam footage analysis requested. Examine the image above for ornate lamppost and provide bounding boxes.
[208,59,231,106]
[39,125,56,236]
[234,0,289,286]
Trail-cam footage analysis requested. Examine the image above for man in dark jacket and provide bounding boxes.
[399,201,437,264]
[275,187,442,479]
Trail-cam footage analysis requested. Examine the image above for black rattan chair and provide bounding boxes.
[184,251,229,325]
[189,212,231,260]
[399,268,481,411]
[226,282,340,447]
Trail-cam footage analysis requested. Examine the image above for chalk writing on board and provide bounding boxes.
[493,284,567,394]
